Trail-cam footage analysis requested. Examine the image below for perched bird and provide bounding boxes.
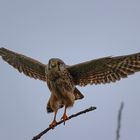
[0,48,140,128]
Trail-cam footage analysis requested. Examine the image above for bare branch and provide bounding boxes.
[32,106,96,140]
[116,102,124,140]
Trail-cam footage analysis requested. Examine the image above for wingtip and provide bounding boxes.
[0,47,6,55]
[0,47,6,52]
[0,48,14,56]
[0,47,5,50]
[0,48,4,55]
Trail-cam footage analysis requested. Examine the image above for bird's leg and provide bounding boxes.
[49,110,57,129]
[61,106,69,125]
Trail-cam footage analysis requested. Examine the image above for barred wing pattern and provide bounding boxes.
[68,53,140,86]
[0,48,46,81]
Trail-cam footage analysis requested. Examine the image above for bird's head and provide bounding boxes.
[48,58,65,70]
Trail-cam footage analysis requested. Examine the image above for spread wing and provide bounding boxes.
[0,48,46,81]
[67,53,140,86]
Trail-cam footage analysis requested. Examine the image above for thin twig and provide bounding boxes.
[116,102,124,140]
[32,106,96,140]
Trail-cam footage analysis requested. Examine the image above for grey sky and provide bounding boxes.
[0,0,140,140]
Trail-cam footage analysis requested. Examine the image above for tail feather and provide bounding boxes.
[47,101,64,113]
[46,88,84,113]
[73,88,84,100]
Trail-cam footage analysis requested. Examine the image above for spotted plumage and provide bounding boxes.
[0,47,140,127]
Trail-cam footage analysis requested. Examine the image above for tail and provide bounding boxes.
[47,101,64,113]
[73,87,84,100]
[47,88,84,113]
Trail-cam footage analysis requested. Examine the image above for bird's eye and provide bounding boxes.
[51,62,56,67]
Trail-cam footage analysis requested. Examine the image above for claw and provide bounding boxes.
[61,113,69,125]
[49,110,58,129]
[49,119,57,129]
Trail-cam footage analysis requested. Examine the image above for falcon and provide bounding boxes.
[0,48,140,128]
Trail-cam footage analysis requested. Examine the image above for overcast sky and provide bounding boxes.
[0,0,140,140]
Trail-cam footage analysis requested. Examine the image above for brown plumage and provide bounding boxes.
[0,47,140,127]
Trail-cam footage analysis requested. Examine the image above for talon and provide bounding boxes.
[49,120,57,129]
[61,113,69,125]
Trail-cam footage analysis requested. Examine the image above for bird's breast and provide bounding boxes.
[46,70,75,99]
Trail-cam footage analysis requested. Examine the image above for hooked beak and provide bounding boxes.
[51,61,58,67]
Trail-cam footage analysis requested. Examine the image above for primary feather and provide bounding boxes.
[67,53,140,86]
[0,48,46,81]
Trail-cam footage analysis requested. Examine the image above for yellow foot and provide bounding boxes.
[49,120,57,129]
[61,113,69,125]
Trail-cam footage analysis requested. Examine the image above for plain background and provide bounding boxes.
[0,0,140,140]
